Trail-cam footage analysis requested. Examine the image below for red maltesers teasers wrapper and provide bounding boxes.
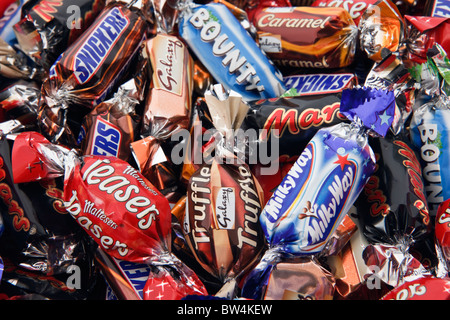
[10,131,208,300]
[381,276,450,300]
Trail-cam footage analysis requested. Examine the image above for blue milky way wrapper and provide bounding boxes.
[241,88,395,299]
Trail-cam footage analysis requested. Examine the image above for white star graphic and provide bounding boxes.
[379,110,391,126]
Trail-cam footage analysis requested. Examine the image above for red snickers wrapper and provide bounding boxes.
[10,131,208,299]
[38,1,150,147]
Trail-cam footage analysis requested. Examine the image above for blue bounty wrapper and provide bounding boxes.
[241,88,395,299]
[178,2,286,102]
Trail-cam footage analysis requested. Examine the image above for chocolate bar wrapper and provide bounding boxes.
[13,0,105,71]
[0,254,104,300]
[38,2,149,147]
[10,131,207,299]
[358,0,406,62]
[410,98,450,215]
[403,15,450,65]
[283,73,358,97]
[436,199,450,276]
[354,131,435,287]
[0,79,40,125]
[241,87,396,299]
[178,2,286,102]
[426,0,450,18]
[242,93,347,160]
[311,0,379,25]
[0,127,95,276]
[79,76,144,162]
[364,48,416,134]
[381,276,450,300]
[129,35,193,201]
[182,87,266,297]
[0,0,25,46]
[253,6,358,70]
[141,34,193,137]
[0,36,42,80]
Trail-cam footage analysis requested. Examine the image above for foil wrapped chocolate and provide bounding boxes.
[253,6,358,70]
[131,33,194,203]
[241,87,396,299]
[182,86,266,297]
[359,0,405,61]
[354,130,435,288]
[409,44,450,215]
[177,1,286,101]
[38,1,150,147]
[10,131,208,300]
[13,0,105,71]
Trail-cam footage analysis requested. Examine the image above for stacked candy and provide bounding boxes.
[0,0,449,301]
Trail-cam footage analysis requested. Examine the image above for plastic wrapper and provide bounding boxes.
[38,1,150,147]
[0,122,95,278]
[241,87,396,299]
[436,199,450,275]
[283,73,358,96]
[380,276,450,299]
[242,92,347,161]
[409,44,450,215]
[177,1,286,101]
[130,33,194,203]
[310,0,378,25]
[364,48,416,135]
[0,0,25,46]
[403,15,450,65]
[354,130,435,288]
[182,86,266,298]
[359,0,405,62]
[13,0,105,71]
[253,6,358,70]
[78,74,146,162]
[0,36,41,80]
[10,131,208,300]
[0,255,104,299]
[0,79,40,125]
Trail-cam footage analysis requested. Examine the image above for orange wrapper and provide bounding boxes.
[359,0,405,61]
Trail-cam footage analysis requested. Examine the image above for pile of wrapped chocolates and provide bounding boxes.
[0,0,449,301]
